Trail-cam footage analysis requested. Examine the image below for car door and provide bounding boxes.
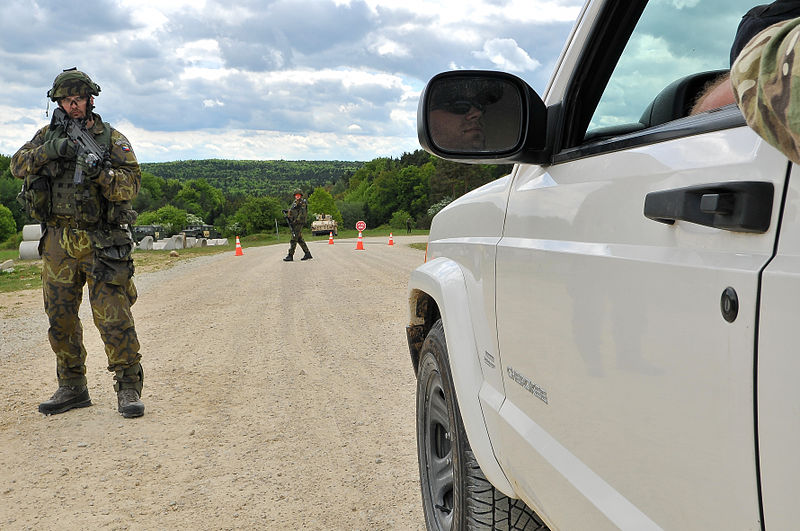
[757,165,800,531]
[492,1,790,529]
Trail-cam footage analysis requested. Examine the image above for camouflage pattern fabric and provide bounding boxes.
[10,112,143,392]
[731,16,800,163]
[10,113,140,201]
[286,197,310,255]
[40,226,141,388]
[47,69,100,101]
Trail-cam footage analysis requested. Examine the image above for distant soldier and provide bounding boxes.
[283,189,313,261]
[11,68,145,418]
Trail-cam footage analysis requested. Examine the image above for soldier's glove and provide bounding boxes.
[77,153,102,180]
[44,137,77,160]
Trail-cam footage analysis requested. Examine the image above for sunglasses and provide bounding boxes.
[61,96,88,107]
[435,100,485,114]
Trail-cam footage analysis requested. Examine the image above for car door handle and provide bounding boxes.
[643,181,774,233]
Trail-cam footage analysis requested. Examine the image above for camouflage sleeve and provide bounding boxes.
[9,126,50,179]
[731,17,800,164]
[95,128,141,202]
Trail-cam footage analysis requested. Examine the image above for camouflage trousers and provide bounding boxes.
[288,227,310,256]
[40,225,142,391]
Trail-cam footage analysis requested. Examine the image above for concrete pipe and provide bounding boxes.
[137,236,153,251]
[19,240,41,260]
[168,235,184,250]
[22,224,42,241]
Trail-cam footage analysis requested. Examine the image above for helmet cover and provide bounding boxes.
[47,68,101,101]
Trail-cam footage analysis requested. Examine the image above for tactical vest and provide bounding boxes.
[42,121,111,226]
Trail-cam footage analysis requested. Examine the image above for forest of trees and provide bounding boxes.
[0,150,511,245]
[140,159,364,197]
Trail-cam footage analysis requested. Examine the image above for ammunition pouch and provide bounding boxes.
[17,174,51,222]
[90,228,135,285]
[73,182,103,225]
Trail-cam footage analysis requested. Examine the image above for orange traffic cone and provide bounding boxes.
[355,231,365,250]
[235,236,244,256]
[388,233,394,246]
[328,232,334,245]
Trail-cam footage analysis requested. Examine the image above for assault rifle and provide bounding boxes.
[282,209,297,239]
[51,107,111,184]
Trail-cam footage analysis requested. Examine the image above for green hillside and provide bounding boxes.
[141,159,364,196]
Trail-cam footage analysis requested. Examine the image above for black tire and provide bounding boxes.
[416,320,549,531]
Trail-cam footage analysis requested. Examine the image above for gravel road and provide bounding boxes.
[0,235,428,530]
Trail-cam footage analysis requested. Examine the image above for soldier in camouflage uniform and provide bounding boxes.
[283,189,313,261]
[731,3,800,163]
[11,68,145,418]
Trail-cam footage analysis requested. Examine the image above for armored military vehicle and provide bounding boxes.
[311,214,338,236]
[132,225,164,243]
[181,224,222,240]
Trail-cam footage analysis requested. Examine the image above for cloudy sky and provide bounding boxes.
[0,0,582,162]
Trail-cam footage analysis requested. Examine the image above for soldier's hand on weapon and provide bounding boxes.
[78,152,102,179]
[43,137,77,160]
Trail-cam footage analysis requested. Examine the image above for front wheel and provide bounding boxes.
[416,319,549,530]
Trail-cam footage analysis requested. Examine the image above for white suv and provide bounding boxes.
[407,1,799,529]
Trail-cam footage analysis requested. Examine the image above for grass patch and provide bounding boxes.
[0,229,430,293]
[409,242,427,252]
[0,249,20,263]
[0,261,42,293]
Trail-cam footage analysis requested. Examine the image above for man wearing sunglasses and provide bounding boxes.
[428,79,503,151]
[10,68,146,418]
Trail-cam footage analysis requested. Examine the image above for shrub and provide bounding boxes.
[0,204,16,243]
[389,210,412,230]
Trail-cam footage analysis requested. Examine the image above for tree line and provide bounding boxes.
[0,150,511,245]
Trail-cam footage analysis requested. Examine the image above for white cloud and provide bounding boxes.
[369,36,410,58]
[661,0,701,8]
[0,0,583,161]
[176,39,225,69]
[473,38,541,72]
[114,119,419,161]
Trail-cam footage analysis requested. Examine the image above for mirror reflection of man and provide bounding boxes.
[428,80,503,151]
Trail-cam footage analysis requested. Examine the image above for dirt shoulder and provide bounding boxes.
[0,235,428,530]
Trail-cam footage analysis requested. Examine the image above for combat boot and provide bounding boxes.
[38,385,91,415]
[117,388,145,418]
[300,253,313,261]
[283,254,293,261]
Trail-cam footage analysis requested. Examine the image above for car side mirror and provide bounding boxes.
[418,70,550,164]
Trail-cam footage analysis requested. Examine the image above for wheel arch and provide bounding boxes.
[407,257,515,496]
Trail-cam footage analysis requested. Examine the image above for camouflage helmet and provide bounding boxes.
[47,68,101,102]
[293,189,303,197]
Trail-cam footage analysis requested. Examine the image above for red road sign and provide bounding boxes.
[356,220,367,232]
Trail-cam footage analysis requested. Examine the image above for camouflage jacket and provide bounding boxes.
[10,112,141,203]
[731,17,800,164]
[287,198,308,227]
